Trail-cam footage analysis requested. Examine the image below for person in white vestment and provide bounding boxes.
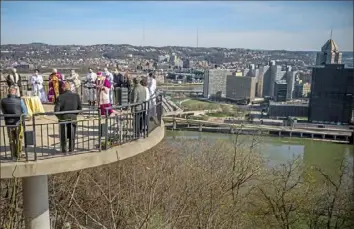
[66,69,81,93]
[30,69,48,103]
[103,67,114,105]
[84,68,97,106]
[140,77,150,132]
[148,72,157,117]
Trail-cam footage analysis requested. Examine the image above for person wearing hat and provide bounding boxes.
[96,71,113,116]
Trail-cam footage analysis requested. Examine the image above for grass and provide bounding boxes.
[188,115,209,121]
[180,99,220,111]
[205,112,229,118]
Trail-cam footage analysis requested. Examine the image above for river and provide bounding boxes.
[165,130,354,177]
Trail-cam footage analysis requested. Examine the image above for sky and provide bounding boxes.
[1,1,353,51]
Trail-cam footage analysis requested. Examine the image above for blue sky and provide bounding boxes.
[1,1,353,51]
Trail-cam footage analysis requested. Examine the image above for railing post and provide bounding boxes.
[104,109,109,149]
[146,101,149,137]
[32,115,37,161]
[98,109,102,152]
[22,115,29,161]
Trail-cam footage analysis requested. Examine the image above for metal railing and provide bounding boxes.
[0,94,163,162]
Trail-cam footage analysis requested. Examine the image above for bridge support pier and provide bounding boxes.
[278,131,281,137]
[311,134,314,139]
[173,120,177,130]
[300,133,303,138]
[333,135,337,140]
[289,132,292,137]
[199,124,203,132]
[23,175,51,229]
[322,134,325,139]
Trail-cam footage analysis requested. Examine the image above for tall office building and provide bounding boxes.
[226,75,257,101]
[316,39,342,65]
[274,80,288,102]
[309,64,353,124]
[257,65,270,97]
[203,69,232,99]
[309,39,353,124]
[259,61,298,99]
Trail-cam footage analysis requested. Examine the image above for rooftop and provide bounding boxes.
[269,101,309,107]
[321,39,339,52]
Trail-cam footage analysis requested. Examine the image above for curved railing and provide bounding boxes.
[0,94,163,162]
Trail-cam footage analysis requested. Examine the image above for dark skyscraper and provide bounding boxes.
[308,64,353,124]
[308,38,354,124]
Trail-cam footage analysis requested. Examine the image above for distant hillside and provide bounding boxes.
[0,43,318,66]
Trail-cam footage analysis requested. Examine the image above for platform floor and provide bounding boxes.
[0,105,145,162]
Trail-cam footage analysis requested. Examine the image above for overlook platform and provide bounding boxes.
[1,121,164,178]
[0,96,165,229]
[1,100,165,178]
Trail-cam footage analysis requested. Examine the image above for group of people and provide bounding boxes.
[1,66,158,158]
[83,67,157,117]
[30,68,81,103]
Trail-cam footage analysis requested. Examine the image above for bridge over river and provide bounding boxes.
[163,117,353,143]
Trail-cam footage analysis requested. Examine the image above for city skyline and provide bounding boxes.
[1,1,353,51]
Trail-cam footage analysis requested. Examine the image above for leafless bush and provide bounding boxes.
[1,138,353,229]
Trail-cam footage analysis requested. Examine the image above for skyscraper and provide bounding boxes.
[203,69,232,99]
[315,38,342,65]
[309,39,353,124]
[260,61,298,99]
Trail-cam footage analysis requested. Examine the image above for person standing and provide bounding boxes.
[148,72,157,97]
[103,68,114,105]
[54,82,82,153]
[66,69,81,93]
[123,72,133,103]
[1,87,27,158]
[140,77,150,133]
[131,77,147,138]
[96,72,113,116]
[113,68,123,105]
[6,68,22,97]
[48,68,64,103]
[30,69,48,103]
[84,68,97,106]
[141,77,150,101]
[148,72,157,118]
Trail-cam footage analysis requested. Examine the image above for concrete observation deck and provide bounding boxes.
[1,104,165,179]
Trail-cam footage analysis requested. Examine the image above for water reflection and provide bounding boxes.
[165,130,353,175]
